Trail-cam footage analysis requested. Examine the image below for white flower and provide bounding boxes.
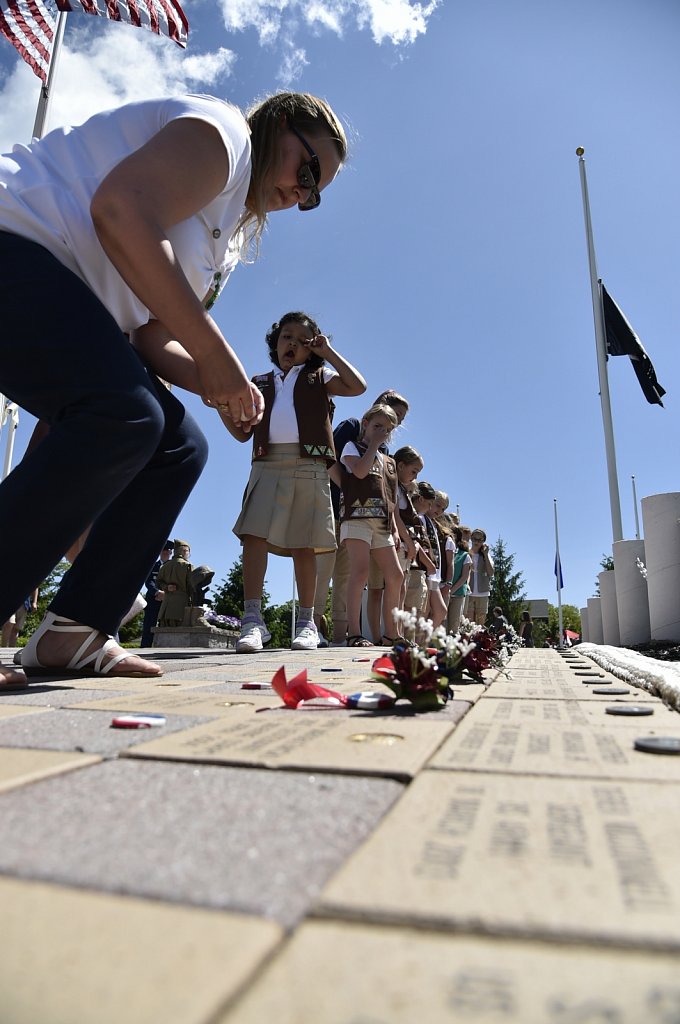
[417,617,434,642]
[636,557,648,580]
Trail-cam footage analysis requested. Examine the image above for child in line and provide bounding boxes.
[445,525,472,633]
[228,311,366,652]
[339,404,403,647]
[431,491,455,619]
[393,446,424,616]
[323,389,410,645]
[412,481,448,628]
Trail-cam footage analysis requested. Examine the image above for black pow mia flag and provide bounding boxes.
[601,282,666,407]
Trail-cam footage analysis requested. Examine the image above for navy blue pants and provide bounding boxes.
[0,232,208,634]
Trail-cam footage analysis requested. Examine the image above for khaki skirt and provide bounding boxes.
[233,444,336,556]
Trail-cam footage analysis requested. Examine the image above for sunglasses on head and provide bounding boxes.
[288,123,321,211]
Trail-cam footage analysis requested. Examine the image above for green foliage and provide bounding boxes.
[18,561,70,646]
[594,553,614,595]
[531,619,551,648]
[265,601,293,648]
[119,612,143,645]
[547,603,581,641]
[487,537,527,628]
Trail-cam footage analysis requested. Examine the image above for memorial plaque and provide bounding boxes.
[59,676,152,691]
[147,675,246,690]
[465,698,670,728]
[485,676,596,700]
[0,704,50,720]
[428,713,680,781]
[0,876,281,1024]
[125,713,455,779]
[0,747,100,793]
[65,691,277,717]
[318,771,680,947]
[220,920,680,1024]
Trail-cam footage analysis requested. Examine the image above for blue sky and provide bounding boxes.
[1,0,679,616]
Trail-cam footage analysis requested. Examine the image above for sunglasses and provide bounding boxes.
[288,123,321,211]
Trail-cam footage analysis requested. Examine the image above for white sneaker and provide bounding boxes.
[235,621,271,653]
[291,622,319,651]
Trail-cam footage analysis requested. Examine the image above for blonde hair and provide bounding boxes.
[240,92,347,255]
[361,403,399,435]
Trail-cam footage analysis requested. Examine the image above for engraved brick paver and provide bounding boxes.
[0,644,677,1021]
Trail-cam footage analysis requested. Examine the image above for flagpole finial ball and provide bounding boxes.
[576,147,585,156]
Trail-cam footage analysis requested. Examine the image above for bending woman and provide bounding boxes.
[0,91,346,687]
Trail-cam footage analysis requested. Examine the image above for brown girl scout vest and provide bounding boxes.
[250,367,335,466]
[340,445,398,523]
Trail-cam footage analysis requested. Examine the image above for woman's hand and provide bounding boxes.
[201,360,264,430]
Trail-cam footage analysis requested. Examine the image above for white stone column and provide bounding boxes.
[598,569,620,646]
[641,492,680,642]
[612,539,650,645]
[580,607,589,643]
[586,597,604,644]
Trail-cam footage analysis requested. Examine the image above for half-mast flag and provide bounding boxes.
[0,0,188,82]
[601,282,666,407]
[554,553,564,591]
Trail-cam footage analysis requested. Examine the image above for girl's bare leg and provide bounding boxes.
[344,538,371,639]
[241,535,269,601]
[372,546,404,639]
[367,587,384,644]
[428,586,448,628]
[291,548,317,610]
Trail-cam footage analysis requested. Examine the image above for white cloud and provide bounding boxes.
[0,22,236,150]
[218,0,439,56]
[276,42,309,85]
[356,0,439,45]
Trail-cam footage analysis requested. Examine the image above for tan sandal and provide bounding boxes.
[0,666,28,691]
[21,612,163,679]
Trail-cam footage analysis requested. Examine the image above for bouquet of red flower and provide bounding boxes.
[371,610,519,712]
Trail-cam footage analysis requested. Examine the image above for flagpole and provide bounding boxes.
[631,475,640,540]
[554,498,563,647]
[576,148,623,543]
[32,11,68,140]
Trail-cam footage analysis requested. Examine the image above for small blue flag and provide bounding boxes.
[554,553,564,590]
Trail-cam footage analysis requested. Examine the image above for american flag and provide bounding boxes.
[0,0,188,81]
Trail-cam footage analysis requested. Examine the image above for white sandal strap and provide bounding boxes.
[26,611,133,676]
[67,635,130,676]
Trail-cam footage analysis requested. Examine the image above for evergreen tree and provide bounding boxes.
[487,537,527,627]
[211,557,249,619]
[594,553,614,596]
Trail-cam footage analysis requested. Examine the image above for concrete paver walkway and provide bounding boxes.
[1,645,679,1023]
